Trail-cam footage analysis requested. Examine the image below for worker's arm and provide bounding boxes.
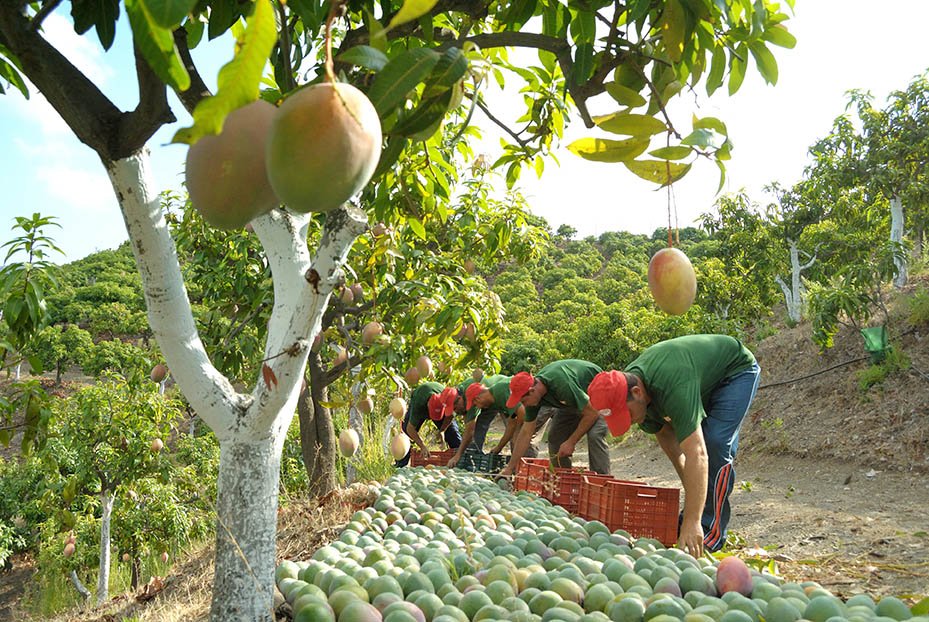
[556,403,601,458]
[499,418,537,477]
[664,425,709,557]
[404,420,430,459]
[490,407,523,454]
[448,419,476,467]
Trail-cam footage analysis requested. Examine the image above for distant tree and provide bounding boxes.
[28,324,94,383]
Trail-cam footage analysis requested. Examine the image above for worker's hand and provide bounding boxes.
[678,519,704,558]
[447,454,459,468]
[557,439,576,458]
[499,464,514,478]
[489,446,502,455]
[420,446,431,460]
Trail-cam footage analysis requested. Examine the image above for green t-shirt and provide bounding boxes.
[628,334,756,442]
[459,374,507,422]
[524,359,602,422]
[408,381,445,430]
[482,375,517,418]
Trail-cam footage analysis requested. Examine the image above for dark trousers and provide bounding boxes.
[466,408,500,453]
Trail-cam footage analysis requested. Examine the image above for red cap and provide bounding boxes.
[506,372,535,409]
[428,387,457,421]
[587,371,631,436]
[465,383,487,410]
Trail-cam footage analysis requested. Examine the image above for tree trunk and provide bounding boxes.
[96,489,115,606]
[300,354,337,498]
[776,238,805,324]
[890,196,907,288]
[106,149,365,621]
[131,559,140,591]
[209,436,282,621]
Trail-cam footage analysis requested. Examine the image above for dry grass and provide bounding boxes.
[19,482,378,622]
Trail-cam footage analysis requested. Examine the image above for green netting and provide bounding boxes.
[861,325,890,363]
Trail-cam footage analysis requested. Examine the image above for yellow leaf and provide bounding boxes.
[567,137,650,163]
[592,112,667,137]
[387,0,439,30]
[624,159,691,186]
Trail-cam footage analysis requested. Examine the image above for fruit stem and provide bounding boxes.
[324,0,347,84]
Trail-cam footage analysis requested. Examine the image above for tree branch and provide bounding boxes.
[0,4,123,159]
[475,98,529,148]
[119,45,177,154]
[29,0,62,32]
[173,27,212,115]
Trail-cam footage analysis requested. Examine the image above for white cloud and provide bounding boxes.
[34,163,116,213]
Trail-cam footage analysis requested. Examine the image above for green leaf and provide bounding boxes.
[624,159,691,186]
[368,48,440,117]
[501,0,537,29]
[572,42,594,85]
[749,41,778,85]
[593,112,667,137]
[207,0,240,40]
[125,0,190,91]
[184,15,204,49]
[706,44,726,96]
[392,88,453,138]
[694,116,727,135]
[428,47,467,89]
[728,45,747,95]
[762,24,797,48]
[542,2,569,37]
[408,218,427,240]
[681,127,726,150]
[171,0,276,145]
[604,82,646,107]
[658,0,686,63]
[144,0,196,29]
[912,596,929,616]
[648,146,693,160]
[715,159,727,193]
[570,9,596,44]
[386,0,439,30]
[372,136,408,179]
[337,45,390,72]
[566,137,650,163]
[95,0,120,50]
[0,56,29,99]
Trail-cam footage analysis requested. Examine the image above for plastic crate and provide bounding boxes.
[518,458,550,494]
[472,452,509,474]
[602,480,680,546]
[407,448,455,468]
[541,467,595,515]
[578,474,615,522]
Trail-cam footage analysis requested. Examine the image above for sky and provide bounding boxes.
[2,1,929,264]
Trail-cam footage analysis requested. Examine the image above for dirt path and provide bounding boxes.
[601,438,929,599]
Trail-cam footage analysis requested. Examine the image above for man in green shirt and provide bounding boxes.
[499,359,610,477]
[587,334,761,556]
[396,382,462,467]
[446,374,510,468]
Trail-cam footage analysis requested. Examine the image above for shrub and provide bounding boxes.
[856,345,910,391]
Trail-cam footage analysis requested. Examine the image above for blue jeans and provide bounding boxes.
[701,361,761,551]
[395,408,462,467]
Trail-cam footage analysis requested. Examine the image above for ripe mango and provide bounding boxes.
[185,100,280,230]
[266,82,382,213]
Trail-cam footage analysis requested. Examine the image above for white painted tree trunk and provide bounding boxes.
[96,490,114,606]
[775,238,809,324]
[104,149,366,621]
[890,196,907,288]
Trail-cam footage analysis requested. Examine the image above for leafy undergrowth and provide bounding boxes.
[23,484,375,622]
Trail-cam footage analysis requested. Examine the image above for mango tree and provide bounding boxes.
[0,0,793,617]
